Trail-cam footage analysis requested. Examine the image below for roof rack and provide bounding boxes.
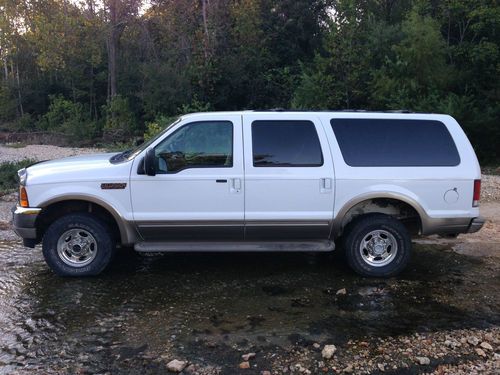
[254,108,415,113]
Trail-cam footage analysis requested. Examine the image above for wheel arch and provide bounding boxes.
[333,192,427,238]
[36,195,137,245]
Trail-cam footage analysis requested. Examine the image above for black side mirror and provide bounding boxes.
[144,148,156,176]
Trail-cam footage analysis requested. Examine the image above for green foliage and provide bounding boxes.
[0,85,17,123]
[40,95,97,142]
[0,0,498,163]
[103,96,137,141]
[178,97,212,115]
[143,97,210,141]
[0,159,37,194]
[371,9,451,110]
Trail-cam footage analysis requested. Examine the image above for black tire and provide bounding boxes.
[42,213,115,277]
[343,214,411,278]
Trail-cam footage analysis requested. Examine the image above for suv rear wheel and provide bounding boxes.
[42,213,115,276]
[343,214,411,277]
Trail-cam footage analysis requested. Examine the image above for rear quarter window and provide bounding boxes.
[330,119,460,167]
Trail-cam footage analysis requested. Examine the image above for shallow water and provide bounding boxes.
[0,241,498,374]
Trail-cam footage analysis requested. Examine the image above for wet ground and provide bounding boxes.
[0,240,498,374]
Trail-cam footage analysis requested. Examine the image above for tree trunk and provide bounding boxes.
[3,57,8,81]
[201,0,210,59]
[15,62,23,116]
[107,32,118,99]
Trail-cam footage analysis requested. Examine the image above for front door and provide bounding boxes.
[130,115,244,241]
[242,113,335,240]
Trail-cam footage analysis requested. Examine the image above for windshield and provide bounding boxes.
[124,117,181,161]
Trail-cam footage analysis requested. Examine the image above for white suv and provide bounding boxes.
[13,111,484,277]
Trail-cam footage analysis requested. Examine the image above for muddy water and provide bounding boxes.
[0,241,498,374]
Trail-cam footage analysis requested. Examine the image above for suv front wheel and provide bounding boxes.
[343,214,411,278]
[42,213,115,276]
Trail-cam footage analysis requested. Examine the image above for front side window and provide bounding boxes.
[154,121,233,173]
[252,120,323,167]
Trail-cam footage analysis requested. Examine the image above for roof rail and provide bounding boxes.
[253,108,415,113]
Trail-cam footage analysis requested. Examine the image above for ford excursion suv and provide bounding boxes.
[12,111,484,277]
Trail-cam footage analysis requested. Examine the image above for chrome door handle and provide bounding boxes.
[231,178,242,193]
[320,178,332,193]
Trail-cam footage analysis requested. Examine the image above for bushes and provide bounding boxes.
[143,98,211,141]
[103,96,137,142]
[0,159,37,194]
[40,95,98,143]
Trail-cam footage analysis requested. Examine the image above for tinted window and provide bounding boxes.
[252,120,323,167]
[154,121,233,173]
[330,119,460,167]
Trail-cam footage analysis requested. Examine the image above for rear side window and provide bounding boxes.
[330,119,460,167]
[252,120,323,167]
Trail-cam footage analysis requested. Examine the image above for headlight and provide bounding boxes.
[18,168,27,186]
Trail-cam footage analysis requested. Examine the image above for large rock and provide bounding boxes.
[415,356,430,365]
[321,344,337,359]
[167,359,187,373]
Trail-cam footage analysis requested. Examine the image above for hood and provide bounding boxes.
[26,153,131,185]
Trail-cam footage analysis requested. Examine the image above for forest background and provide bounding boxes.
[0,0,498,162]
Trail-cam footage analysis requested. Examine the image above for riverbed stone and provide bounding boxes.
[480,342,493,351]
[166,359,187,373]
[416,356,430,365]
[242,352,256,361]
[321,345,336,359]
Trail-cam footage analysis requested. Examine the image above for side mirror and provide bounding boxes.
[144,148,156,176]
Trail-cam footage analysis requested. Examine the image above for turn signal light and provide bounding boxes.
[19,186,29,208]
[472,179,481,207]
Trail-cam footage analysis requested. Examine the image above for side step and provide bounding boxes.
[134,240,335,253]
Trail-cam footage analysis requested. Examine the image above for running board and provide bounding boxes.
[134,240,335,253]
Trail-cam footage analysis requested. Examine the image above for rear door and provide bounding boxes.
[242,113,335,240]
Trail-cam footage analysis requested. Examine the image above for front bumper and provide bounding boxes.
[12,205,41,241]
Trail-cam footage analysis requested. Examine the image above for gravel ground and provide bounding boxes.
[0,144,101,163]
[481,174,500,202]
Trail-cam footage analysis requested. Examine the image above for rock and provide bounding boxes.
[342,364,353,373]
[444,339,459,348]
[261,371,271,375]
[166,359,187,373]
[377,363,385,372]
[336,288,347,296]
[239,361,250,369]
[467,336,479,346]
[475,348,487,357]
[294,364,310,374]
[321,344,337,359]
[313,343,321,349]
[480,342,493,351]
[183,364,197,374]
[242,352,256,361]
[416,356,430,365]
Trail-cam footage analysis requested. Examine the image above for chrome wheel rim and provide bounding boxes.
[359,229,398,267]
[57,229,97,267]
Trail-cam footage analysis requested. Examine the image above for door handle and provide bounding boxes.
[216,179,227,183]
[320,178,332,193]
[231,178,242,192]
